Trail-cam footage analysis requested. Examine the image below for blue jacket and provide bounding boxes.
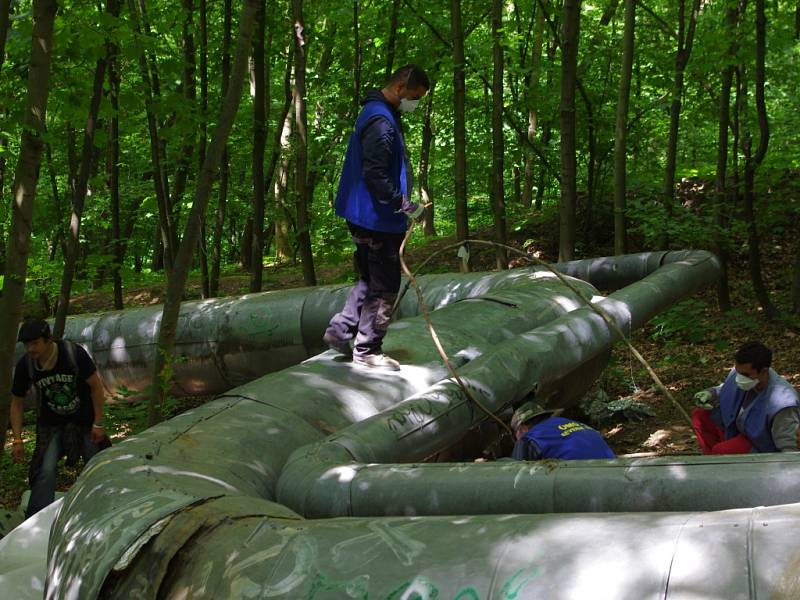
[512,416,616,461]
[718,368,799,452]
[334,92,409,233]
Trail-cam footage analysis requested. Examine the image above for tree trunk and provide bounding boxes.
[0,0,58,450]
[0,99,7,262]
[559,0,580,262]
[108,0,124,310]
[353,1,361,113]
[522,3,545,209]
[578,82,596,250]
[796,2,799,40]
[613,0,634,255]
[491,0,508,269]
[384,0,401,79]
[209,0,232,297]
[197,0,210,299]
[265,48,295,263]
[292,0,316,286]
[535,32,557,212]
[660,0,701,249]
[274,102,294,260]
[127,0,175,273]
[136,0,174,260]
[53,13,110,338]
[250,0,267,292]
[742,0,776,319]
[45,140,63,262]
[419,81,437,237]
[0,0,10,74]
[713,2,742,312]
[149,0,259,425]
[451,0,470,271]
[240,217,253,270]
[167,0,198,246]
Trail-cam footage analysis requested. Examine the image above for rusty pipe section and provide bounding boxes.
[276,250,722,517]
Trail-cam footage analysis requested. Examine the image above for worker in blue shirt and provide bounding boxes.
[510,401,616,461]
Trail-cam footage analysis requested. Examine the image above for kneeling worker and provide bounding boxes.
[510,401,616,460]
[692,341,799,454]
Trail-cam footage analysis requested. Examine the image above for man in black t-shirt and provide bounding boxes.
[8,317,108,517]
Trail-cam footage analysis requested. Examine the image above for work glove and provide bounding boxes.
[693,390,714,410]
[397,196,424,222]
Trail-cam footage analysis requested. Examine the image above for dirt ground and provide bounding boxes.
[2,218,799,517]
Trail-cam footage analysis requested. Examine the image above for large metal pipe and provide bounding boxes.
[276,250,724,516]
[96,496,800,600]
[296,453,800,517]
[18,251,680,398]
[10,251,777,599]
[43,272,603,599]
[28,261,607,397]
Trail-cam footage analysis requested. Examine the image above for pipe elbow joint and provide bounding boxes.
[276,442,359,518]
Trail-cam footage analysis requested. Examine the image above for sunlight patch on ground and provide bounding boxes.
[643,429,672,448]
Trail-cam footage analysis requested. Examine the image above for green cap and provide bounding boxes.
[510,401,555,431]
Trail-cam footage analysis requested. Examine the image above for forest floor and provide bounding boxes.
[2,211,800,525]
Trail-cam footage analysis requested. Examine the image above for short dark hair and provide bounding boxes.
[735,341,772,371]
[389,64,430,91]
[18,316,52,343]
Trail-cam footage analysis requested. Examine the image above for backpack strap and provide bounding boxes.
[62,340,80,379]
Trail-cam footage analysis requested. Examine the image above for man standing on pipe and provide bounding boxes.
[323,64,430,371]
[692,341,799,454]
[510,401,616,460]
[8,317,109,517]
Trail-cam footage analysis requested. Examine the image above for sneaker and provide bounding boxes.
[323,332,352,358]
[353,353,401,371]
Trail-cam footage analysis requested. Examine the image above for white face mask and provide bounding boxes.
[398,97,420,113]
[735,372,758,391]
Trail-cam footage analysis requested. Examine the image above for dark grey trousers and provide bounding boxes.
[325,223,405,356]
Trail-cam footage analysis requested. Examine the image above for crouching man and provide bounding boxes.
[510,401,616,460]
[692,341,799,454]
[8,317,109,517]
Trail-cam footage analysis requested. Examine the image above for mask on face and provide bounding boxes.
[399,97,420,113]
[735,372,758,391]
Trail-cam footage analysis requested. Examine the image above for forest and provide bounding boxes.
[1,0,800,497]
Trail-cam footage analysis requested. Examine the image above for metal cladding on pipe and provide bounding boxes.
[44,273,601,599]
[34,250,788,600]
[51,285,352,396]
[311,453,800,517]
[96,497,800,599]
[33,259,613,398]
[16,251,688,399]
[276,250,722,517]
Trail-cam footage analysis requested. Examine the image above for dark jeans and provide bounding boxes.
[26,429,99,518]
[326,222,405,356]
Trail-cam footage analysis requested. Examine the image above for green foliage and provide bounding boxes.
[0,0,798,316]
[648,299,714,345]
[580,388,655,425]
